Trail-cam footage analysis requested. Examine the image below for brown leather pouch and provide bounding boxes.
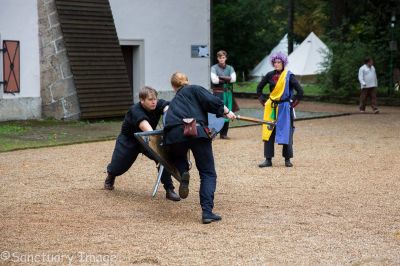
[183,118,197,137]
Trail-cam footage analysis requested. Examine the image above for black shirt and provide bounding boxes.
[164,85,225,144]
[120,99,169,138]
[256,70,303,103]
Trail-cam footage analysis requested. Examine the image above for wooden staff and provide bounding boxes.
[236,115,275,130]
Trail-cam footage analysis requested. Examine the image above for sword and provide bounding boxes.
[152,164,164,197]
[236,115,275,130]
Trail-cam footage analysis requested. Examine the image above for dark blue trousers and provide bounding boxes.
[168,138,217,214]
[107,134,174,190]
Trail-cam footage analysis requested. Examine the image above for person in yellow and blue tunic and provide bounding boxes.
[256,52,303,167]
[211,50,239,139]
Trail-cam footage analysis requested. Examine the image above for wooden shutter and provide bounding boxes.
[2,40,20,93]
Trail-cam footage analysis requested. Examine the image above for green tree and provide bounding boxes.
[212,0,287,80]
[321,0,400,96]
[212,0,400,95]
[294,0,329,39]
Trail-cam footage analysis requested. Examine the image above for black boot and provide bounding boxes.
[165,188,181,201]
[104,173,116,190]
[258,158,272,168]
[285,158,293,167]
[179,172,190,199]
[202,212,222,224]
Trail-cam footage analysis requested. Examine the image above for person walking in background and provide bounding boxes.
[163,72,236,224]
[104,86,180,202]
[358,57,379,114]
[256,52,303,168]
[211,50,239,139]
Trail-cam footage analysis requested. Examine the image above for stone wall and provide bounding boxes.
[38,0,80,120]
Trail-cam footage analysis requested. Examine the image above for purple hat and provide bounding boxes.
[270,51,288,68]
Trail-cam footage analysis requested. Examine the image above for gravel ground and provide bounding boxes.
[1,101,399,265]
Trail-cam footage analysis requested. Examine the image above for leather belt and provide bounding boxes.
[212,88,224,93]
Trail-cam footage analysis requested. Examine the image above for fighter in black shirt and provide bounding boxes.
[104,86,180,201]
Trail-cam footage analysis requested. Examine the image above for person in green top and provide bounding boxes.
[211,50,239,139]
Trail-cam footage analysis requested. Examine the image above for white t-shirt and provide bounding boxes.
[358,64,378,89]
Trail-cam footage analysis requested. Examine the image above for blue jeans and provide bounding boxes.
[168,138,217,214]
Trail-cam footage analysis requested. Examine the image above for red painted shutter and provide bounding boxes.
[3,40,20,93]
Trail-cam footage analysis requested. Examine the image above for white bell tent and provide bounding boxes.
[286,32,330,81]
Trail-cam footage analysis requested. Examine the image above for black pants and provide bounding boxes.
[107,134,174,190]
[167,138,217,214]
[263,126,294,159]
[220,121,229,137]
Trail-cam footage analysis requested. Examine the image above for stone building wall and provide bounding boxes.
[37,0,80,120]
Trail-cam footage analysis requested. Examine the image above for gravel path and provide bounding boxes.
[1,101,399,265]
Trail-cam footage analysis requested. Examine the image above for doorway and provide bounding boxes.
[120,40,144,103]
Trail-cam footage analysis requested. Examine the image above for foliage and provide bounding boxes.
[319,41,371,97]
[320,0,400,97]
[212,0,400,98]
[212,0,288,80]
[293,0,329,39]
[212,0,332,80]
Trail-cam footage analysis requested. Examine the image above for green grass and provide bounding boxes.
[0,119,122,152]
[234,82,324,96]
[235,82,258,93]
[303,84,324,96]
[0,124,30,134]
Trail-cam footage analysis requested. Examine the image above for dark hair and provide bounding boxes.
[364,57,372,64]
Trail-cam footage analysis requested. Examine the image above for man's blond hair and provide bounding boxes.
[139,86,158,100]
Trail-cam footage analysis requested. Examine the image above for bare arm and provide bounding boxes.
[138,120,153,132]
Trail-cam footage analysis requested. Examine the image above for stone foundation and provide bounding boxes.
[0,98,41,121]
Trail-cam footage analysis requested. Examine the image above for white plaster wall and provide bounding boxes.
[109,0,210,93]
[0,0,40,99]
[0,0,41,121]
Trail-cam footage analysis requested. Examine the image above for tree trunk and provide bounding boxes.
[330,0,346,38]
[288,0,294,54]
